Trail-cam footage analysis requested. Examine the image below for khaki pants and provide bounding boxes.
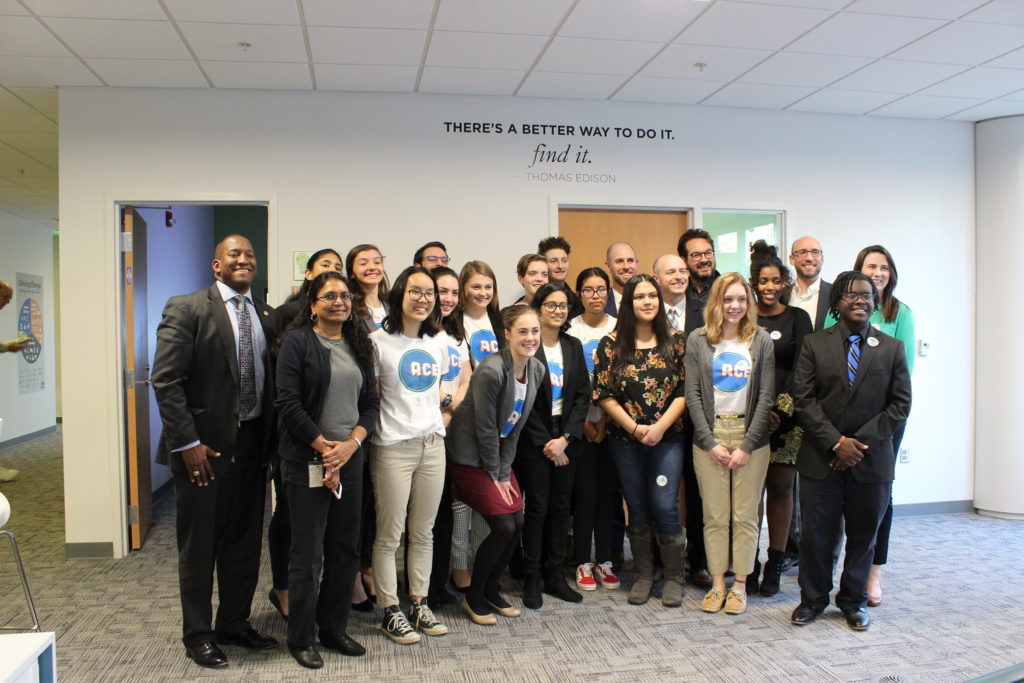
[692,417,770,576]
[371,434,446,607]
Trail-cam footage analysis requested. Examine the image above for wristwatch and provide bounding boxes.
[441,393,453,409]
[562,432,573,443]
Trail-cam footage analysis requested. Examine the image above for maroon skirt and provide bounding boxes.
[449,463,523,515]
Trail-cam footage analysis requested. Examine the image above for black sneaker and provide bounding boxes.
[381,605,421,644]
[410,599,448,636]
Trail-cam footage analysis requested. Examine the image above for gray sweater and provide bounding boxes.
[684,327,775,454]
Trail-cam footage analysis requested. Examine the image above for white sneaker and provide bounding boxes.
[0,467,19,482]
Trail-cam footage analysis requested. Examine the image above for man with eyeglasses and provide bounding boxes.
[603,243,638,316]
[788,236,832,331]
[413,242,450,271]
[538,236,583,318]
[677,229,720,338]
[652,254,689,332]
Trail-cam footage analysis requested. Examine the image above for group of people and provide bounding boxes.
[150,230,912,670]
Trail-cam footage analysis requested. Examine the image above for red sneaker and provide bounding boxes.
[575,563,597,591]
[594,561,620,589]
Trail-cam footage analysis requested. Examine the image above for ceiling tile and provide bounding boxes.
[844,0,989,20]
[162,0,298,25]
[0,159,55,175]
[733,0,848,8]
[918,66,1024,98]
[889,21,1024,65]
[537,37,661,76]
[945,98,1024,120]
[419,66,523,96]
[832,58,967,93]
[640,44,772,81]
[739,52,873,87]
[988,46,1024,69]
[1,174,54,187]
[435,0,573,35]
[999,88,1024,102]
[519,71,624,99]
[0,90,34,112]
[613,76,724,104]
[786,12,945,57]
[0,56,101,86]
[316,64,417,91]
[0,111,56,132]
[0,0,29,15]
[962,0,1024,26]
[560,0,708,42]
[179,22,307,62]
[870,93,984,118]
[786,88,901,114]
[0,131,58,153]
[308,27,425,65]
[23,0,166,20]
[677,1,833,51]
[7,88,58,112]
[426,31,547,70]
[302,0,433,29]
[87,58,208,87]
[202,60,312,89]
[45,18,190,59]
[0,15,74,57]
[0,185,48,198]
[701,82,816,109]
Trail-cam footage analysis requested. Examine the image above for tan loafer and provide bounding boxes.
[700,588,726,613]
[724,588,747,615]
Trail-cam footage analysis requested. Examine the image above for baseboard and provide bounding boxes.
[65,542,114,559]
[0,425,57,450]
[893,500,973,517]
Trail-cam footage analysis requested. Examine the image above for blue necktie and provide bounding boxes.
[847,334,861,389]
[233,295,257,417]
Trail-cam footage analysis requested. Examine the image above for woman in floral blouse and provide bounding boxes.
[594,274,687,608]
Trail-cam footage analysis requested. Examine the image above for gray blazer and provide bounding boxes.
[684,327,775,454]
[446,348,546,482]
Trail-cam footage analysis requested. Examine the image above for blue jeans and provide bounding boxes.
[607,432,683,535]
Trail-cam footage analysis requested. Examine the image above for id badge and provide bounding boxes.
[308,461,323,488]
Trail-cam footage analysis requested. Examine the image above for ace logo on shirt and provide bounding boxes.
[712,352,751,392]
[470,329,499,363]
[442,346,463,383]
[399,349,441,392]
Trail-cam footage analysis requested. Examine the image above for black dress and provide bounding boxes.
[758,306,813,465]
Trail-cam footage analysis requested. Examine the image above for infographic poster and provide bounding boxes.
[16,272,44,395]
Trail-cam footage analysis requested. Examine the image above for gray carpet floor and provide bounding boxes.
[1,430,1022,682]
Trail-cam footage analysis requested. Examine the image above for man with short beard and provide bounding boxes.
[678,229,720,337]
[603,242,637,316]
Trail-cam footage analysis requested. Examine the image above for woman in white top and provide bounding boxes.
[346,244,389,331]
[370,266,449,645]
[457,260,505,367]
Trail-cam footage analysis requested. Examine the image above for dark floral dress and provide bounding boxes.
[593,331,686,441]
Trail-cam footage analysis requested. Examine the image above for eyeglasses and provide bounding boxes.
[541,302,570,312]
[840,292,872,303]
[579,286,609,298]
[408,288,436,302]
[317,292,352,303]
[792,249,823,258]
[423,255,450,265]
[688,249,715,260]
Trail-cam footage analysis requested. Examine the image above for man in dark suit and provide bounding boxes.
[602,242,637,316]
[151,235,278,668]
[789,271,911,632]
[788,236,833,331]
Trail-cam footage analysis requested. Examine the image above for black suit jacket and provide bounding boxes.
[519,333,591,451]
[813,280,833,332]
[791,324,911,483]
[151,283,276,465]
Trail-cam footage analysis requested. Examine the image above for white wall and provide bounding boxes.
[59,87,975,555]
[0,210,57,443]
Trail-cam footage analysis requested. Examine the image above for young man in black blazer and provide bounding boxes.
[789,271,911,632]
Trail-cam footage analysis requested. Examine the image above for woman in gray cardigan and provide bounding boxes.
[684,272,775,616]
[446,305,546,626]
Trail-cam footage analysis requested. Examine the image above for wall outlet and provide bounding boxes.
[899,448,909,464]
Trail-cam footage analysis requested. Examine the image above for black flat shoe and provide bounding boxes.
[842,607,870,631]
[351,597,375,612]
[268,589,288,621]
[790,603,824,626]
[185,641,228,668]
[287,643,323,669]
[217,628,278,651]
[320,631,366,657]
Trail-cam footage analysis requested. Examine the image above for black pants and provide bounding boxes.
[283,453,363,647]
[170,420,266,647]
[429,465,455,597]
[359,461,376,569]
[798,470,891,612]
[267,470,290,591]
[681,429,707,571]
[873,422,906,565]
[514,446,578,572]
[572,438,618,565]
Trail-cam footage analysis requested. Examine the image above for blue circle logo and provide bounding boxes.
[399,348,441,392]
[712,351,751,392]
[501,398,525,437]
[442,345,463,383]
[470,329,499,363]
[549,361,564,402]
[582,339,599,374]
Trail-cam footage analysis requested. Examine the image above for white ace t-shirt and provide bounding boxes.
[711,336,752,416]
[438,330,470,399]
[370,329,450,445]
[568,314,617,421]
[544,341,564,418]
[463,312,500,366]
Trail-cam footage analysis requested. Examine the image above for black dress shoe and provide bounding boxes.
[790,603,824,625]
[320,631,366,656]
[544,572,583,603]
[217,628,278,651]
[428,588,457,606]
[268,589,288,621]
[692,568,713,588]
[287,643,323,669]
[842,607,870,631]
[185,641,228,668]
[523,573,543,609]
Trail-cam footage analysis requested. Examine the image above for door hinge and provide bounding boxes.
[120,231,133,252]
[127,505,139,525]
[124,368,135,386]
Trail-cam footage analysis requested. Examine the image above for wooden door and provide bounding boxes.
[557,208,689,288]
[122,206,153,550]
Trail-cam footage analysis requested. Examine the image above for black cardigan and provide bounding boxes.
[518,333,591,455]
[275,326,379,463]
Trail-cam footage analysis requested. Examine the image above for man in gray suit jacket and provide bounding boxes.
[151,235,277,668]
[789,271,911,632]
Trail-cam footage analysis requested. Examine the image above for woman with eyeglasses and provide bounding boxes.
[567,267,621,592]
[457,260,505,367]
[685,272,775,616]
[369,266,450,645]
[513,283,592,609]
[346,244,390,331]
[594,274,688,608]
[275,272,379,668]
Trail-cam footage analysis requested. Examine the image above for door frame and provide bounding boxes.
[108,193,277,558]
